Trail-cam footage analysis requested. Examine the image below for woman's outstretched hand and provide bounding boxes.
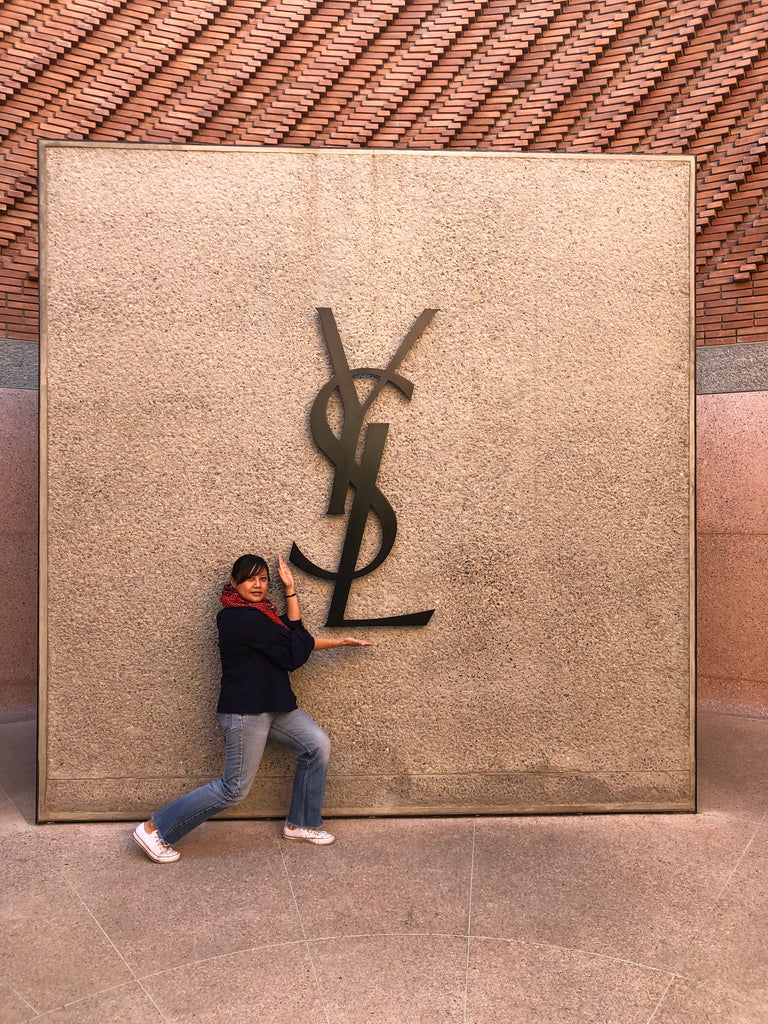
[313,635,375,650]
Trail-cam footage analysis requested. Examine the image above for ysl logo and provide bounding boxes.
[290,308,437,627]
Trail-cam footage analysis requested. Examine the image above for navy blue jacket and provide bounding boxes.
[215,606,315,714]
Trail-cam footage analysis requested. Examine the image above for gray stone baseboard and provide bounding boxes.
[0,339,38,389]
[696,341,768,394]
[4,337,767,395]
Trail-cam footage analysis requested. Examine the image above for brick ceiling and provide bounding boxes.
[2,0,768,345]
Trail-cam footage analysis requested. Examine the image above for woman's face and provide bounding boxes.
[232,568,269,603]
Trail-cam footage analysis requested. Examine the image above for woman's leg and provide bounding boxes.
[151,713,273,845]
[268,709,331,830]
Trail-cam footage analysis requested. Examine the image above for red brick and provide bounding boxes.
[0,0,767,350]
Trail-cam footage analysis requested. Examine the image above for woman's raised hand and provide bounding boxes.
[277,554,295,592]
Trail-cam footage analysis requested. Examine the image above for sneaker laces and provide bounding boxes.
[153,831,175,852]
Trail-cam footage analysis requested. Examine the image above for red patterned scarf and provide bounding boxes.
[220,583,288,629]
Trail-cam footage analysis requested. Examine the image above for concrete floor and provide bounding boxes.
[1,707,767,1024]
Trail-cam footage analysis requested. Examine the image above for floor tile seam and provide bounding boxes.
[55,868,172,1021]
[706,807,766,904]
[276,837,332,1024]
[59,870,139,981]
[461,933,682,979]
[134,937,318,983]
[644,976,675,1024]
[660,970,761,1011]
[11,967,758,1024]
[297,931,693,988]
[751,809,768,847]
[299,928,692,979]
[678,809,767,956]
[112,924,768,976]
[12,930,718,1010]
[306,930,469,944]
[4,979,38,1022]
[0,777,24,820]
[0,804,30,830]
[136,929,481,983]
[17,979,153,1024]
[0,810,32,831]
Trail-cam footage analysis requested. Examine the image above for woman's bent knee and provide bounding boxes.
[218,777,251,806]
[314,729,331,763]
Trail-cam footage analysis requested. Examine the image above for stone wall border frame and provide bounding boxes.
[38,141,697,821]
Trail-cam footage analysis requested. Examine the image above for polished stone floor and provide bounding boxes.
[1,706,767,1024]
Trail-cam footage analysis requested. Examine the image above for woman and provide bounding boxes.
[132,553,372,862]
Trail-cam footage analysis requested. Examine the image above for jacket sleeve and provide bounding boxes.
[221,608,315,672]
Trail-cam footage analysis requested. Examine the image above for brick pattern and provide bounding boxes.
[2,0,768,345]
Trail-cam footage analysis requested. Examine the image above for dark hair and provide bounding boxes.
[230,554,270,585]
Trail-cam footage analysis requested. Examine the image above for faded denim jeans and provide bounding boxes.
[152,710,331,845]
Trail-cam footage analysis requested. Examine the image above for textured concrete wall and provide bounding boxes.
[39,143,695,820]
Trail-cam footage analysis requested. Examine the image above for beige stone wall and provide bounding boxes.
[39,143,695,820]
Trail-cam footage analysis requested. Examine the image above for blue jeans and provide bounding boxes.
[152,709,331,845]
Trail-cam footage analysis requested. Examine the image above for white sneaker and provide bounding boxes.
[132,821,181,863]
[283,822,335,845]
